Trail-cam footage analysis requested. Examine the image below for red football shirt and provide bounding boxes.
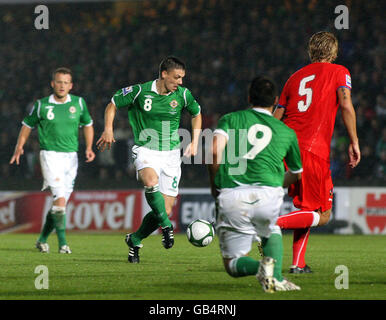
[279,62,352,161]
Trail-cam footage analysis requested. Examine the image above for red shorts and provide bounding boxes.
[287,150,333,212]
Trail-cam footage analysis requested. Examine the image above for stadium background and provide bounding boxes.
[0,0,384,236]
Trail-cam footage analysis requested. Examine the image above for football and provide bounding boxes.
[186,219,215,247]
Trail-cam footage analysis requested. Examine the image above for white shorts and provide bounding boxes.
[40,150,78,201]
[132,145,181,197]
[216,186,284,259]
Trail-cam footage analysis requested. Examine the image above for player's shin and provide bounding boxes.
[228,257,259,277]
[144,185,172,228]
[131,211,159,246]
[51,206,67,247]
[262,228,284,282]
[38,209,55,243]
[276,210,320,229]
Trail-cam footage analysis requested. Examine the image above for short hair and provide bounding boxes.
[159,56,185,77]
[308,31,338,63]
[52,67,73,81]
[249,76,277,107]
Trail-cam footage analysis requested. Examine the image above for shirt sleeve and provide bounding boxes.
[183,88,201,116]
[79,97,93,126]
[278,80,289,109]
[284,130,303,173]
[336,66,352,90]
[213,114,231,140]
[22,100,40,128]
[111,85,141,109]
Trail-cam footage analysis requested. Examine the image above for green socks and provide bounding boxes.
[38,206,68,248]
[38,210,55,243]
[52,210,67,247]
[227,231,284,281]
[229,256,260,277]
[144,185,172,228]
[262,232,284,281]
[131,211,159,246]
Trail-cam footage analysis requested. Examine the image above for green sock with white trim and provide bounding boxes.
[144,185,172,228]
[228,256,260,277]
[131,211,159,246]
[262,232,284,281]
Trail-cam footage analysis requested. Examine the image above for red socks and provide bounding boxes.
[292,228,310,268]
[276,210,318,229]
[277,210,320,268]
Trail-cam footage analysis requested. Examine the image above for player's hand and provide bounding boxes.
[85,148,96,163]
[183,142,199,157]
[348,142,361,168]
[9,147,24,165]
[96,130,115,152]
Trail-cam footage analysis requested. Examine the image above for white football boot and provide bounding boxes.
[273,278,301,291]
[35,241,50,253]
[59,245,72,254]
[256,256,275,293]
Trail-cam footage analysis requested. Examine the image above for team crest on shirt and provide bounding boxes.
[170,100,178,108]
[123,86,133,96]
[69,106,76,113]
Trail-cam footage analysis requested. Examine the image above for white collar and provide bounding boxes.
[151,80,172,96]
[252,107,273,116]
[49,94,71,104]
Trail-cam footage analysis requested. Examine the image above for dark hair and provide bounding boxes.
[52,67,72,81]
[249,76,277,107]
[159,56,185,77]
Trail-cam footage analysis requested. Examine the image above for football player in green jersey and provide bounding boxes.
[10,67,95,254]
[97,57,202,263]
[208,76,302,292]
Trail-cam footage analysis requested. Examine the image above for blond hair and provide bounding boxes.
[308,31,338,63]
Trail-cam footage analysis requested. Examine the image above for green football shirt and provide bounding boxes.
[22,94,93,152]
[214,108,302,189]
[112,80,201,151]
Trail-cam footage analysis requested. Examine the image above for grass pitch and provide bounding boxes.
[0,233,385,300]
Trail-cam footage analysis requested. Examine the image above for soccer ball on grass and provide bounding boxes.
[186,219,215,247]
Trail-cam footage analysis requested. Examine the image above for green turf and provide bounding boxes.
[0,233,385,300]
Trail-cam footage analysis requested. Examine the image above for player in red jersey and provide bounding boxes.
[274,31,361,273]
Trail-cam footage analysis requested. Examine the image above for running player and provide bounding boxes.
[274,31,361,273]
[10,67,95,254]
[97,56,202,263]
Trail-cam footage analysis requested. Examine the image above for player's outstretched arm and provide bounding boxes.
[183,113,202,157]
[96,102,116,152]
[9,125,32,165]
[207,133,227,198]
[338,87,361,168]
[83,125,95,162]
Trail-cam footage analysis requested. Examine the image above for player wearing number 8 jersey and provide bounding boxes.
[10,67,95,254]
[274,31,361,273]
[208,76,302,292]
[97,57,202,263]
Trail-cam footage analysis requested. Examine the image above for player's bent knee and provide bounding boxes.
[223,258,240,277]
[318,209,331,226]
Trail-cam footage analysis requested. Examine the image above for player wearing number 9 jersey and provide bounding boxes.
[274,31,361,273]
[208,76,303,292]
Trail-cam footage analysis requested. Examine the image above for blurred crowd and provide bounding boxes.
[0,0,384,190]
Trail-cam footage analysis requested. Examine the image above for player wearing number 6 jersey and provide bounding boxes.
[274,31,361,273]
[208,76,302,292]
[97,56,202,263]
[10,67,95,254]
